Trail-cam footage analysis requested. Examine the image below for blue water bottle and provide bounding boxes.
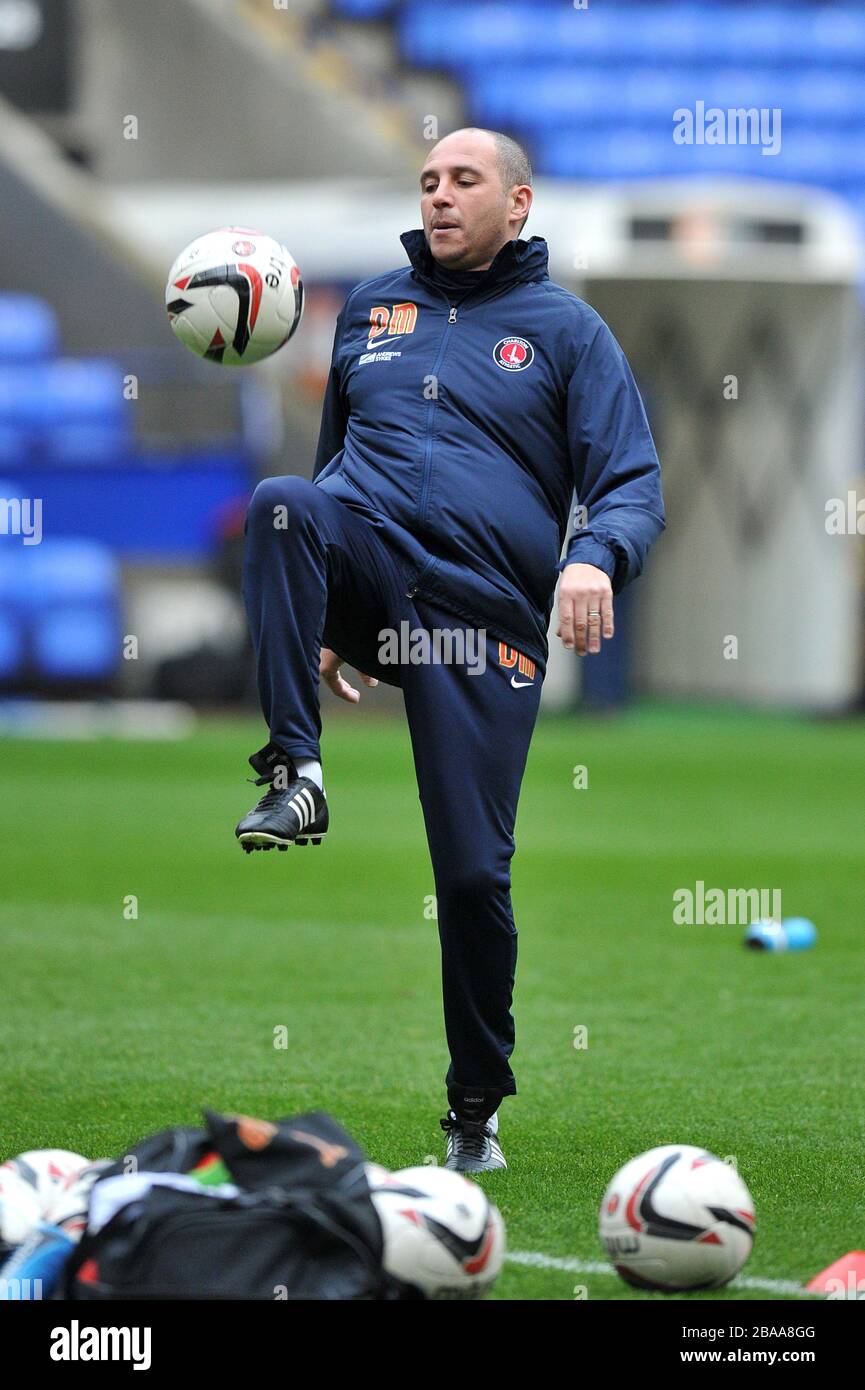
[780,917,818,951]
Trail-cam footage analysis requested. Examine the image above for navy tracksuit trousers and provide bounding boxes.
[242,475,543,1112]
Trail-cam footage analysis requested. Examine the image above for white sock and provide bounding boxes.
[486,1111,499,1135]
[293,757,324,795]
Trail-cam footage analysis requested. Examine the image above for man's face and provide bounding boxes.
[419,131,528,271]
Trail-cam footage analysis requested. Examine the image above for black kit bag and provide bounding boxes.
[62,1109,403,1301]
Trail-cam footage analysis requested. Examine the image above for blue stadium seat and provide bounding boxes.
[537,128,679,182]
[0,608,23,680]
[469,68,619,128]
[0,365,36,427]
[791,70,865,123]
[0,360,127,427]
[33,606,119,681]
[14,539,120,610]
[401,1,865,68]
[400,2,572,68]
[0,478,25,684]
[0,538,121,683]
[468,65,865,132]
[43,426,132,467]
[536,125,803,181]
[332,0,394,15]
[0,294,60,363]
[401,3,794,68]
[0,483,28,680]
[26,360,130,429]
[764,130,865,185]
[0,426,27,468]
[807,5,865,64]
[0,359,132,465]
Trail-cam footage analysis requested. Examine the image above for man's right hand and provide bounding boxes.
[319,647,379,704]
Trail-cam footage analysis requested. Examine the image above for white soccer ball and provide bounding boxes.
[44,1161,110,1240]
[0,1167,41,1250]
[165,227,304,365]
[599,1144,756,1291]
[367,1163,505,1300]
[0,1150,89,1250]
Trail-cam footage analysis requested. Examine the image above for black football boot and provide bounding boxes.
[235,741,329,852]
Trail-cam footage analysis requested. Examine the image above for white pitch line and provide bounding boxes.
[505,1249,820,1298]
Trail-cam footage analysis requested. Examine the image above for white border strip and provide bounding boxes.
[506,1249,819,1298]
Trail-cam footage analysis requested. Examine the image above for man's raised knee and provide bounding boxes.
[246,475,318,535]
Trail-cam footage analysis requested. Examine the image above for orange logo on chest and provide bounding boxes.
[368,302,418,347]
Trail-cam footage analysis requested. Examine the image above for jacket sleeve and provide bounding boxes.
[312,306,348,481]
[559,311,665,592]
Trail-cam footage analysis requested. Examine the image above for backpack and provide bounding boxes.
[63,1108,405,1300]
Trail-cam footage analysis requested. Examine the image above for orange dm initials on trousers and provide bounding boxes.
[497,644,536,679]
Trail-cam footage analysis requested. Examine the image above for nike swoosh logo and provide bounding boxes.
[366,334,405,351]
[510,676,534,688]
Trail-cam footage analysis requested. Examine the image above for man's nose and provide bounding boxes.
[432,186,454,205]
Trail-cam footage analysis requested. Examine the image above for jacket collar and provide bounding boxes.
[400,228,550,294]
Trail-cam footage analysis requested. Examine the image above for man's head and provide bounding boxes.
[419,127,533,271]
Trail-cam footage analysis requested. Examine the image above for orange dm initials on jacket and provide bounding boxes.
[368,302,418,346]
[498,644,536,679]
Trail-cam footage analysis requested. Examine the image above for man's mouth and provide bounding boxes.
[432,223,459,233]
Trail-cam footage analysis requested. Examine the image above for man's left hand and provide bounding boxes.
[556,562,614,656]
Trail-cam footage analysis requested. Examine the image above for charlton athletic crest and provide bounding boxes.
[493,336,534,371]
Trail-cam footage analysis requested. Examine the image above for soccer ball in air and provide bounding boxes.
[165,227,304,365]
[599,1144,756,1291]
[367,1163,505,1299]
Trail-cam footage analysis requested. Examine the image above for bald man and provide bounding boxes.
[237,128,665,1170]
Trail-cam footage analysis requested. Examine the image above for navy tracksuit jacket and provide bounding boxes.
[243,228,664,1117]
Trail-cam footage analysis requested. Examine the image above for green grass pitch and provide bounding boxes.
[2,703,863,1300]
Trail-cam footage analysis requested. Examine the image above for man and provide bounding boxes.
[237,128,665,1171]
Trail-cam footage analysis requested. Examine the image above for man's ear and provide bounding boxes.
[511,184,532,233]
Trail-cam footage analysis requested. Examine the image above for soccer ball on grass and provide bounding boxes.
[599,1143,755,1291]
[367,1162,505,1299]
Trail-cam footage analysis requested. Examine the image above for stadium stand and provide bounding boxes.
[0,293,252,690]
[329,1,865,228]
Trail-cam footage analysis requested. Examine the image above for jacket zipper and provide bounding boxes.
[406,273,526,598]
[414,300,459,549]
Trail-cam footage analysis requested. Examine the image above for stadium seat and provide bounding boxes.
[807,5,865,64]
[0,608,23,680]
[43,420,133,467]
[401,1,865,68]
[468,65,865,132]
[0,294,60,363]
[0,426,28,469]
[33,605,119,681]
[26,359,129,427]
[332,0,394,15]
[0,538,121,684]
[0,488,28,680]
[0,359,132,465]
[0,365,38,428]
[0,478,26,683]
[14,538,120,609]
